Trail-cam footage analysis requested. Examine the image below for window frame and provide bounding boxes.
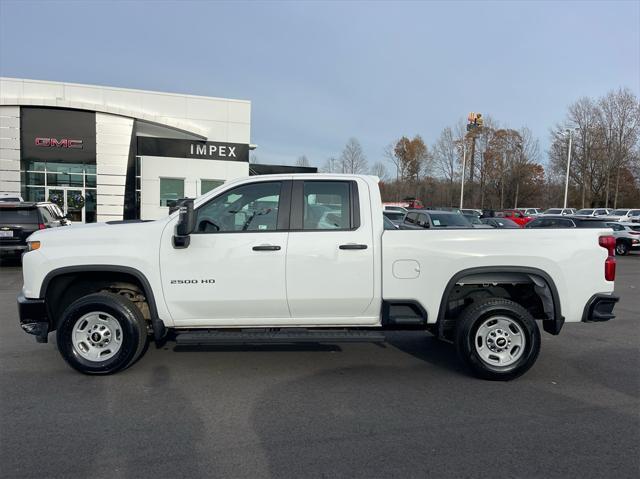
[289,180,361,232]
[192,180,292,234]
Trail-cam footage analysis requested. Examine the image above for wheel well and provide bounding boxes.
[45,271,152,329]
[438,271,557,341]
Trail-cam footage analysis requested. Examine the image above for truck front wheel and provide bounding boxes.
[56,292,148,375]
[455,298,540,381]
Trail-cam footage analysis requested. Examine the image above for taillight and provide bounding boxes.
[599,235,616,281]
[38,223,46,230]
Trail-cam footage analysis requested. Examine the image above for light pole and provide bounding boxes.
[459,141,467,209]
[562,128,579,209]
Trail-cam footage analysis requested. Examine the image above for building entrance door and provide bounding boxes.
[47,187,86,223]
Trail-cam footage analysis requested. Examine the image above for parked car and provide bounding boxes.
[0,202,68,258]
[575,208,610,217]
[383,210,406,225]
[542,208,576,216]
[481,217,520,229]
[425,206,462,214]
[519,208,543,216]
[0,193,24,202]
[604,208,640,223]
[606,222,640,255]
[463,214,492,228]
[496,209,532,227]
[402,210,473,229]
[461,208,482,217]
[525,216,610,229]
[383,205,408,213]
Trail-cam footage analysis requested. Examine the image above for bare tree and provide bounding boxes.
[432,127,459,205]
[296,155,310,167]
[340,138,368,174]
[369,161,388,181]
[320,157,340,173]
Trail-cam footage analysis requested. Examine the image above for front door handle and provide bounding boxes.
[339,243,368,250]
[252,245,281,251]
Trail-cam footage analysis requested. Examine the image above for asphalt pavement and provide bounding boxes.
[1,254,638,478]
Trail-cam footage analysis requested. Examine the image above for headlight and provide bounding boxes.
[27,241,41,252]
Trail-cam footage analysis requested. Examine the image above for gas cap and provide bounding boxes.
[393,260,421,279]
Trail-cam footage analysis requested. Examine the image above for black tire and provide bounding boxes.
[615,240,629,256]
[455,298,540,381]
[56,292,148,375]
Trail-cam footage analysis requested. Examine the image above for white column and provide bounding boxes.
[0,106,21,194]
[96,113,133,222]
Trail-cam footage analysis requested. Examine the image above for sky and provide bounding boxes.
[0,0,638,170]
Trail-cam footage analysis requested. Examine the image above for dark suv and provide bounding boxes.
[0,202,68,258]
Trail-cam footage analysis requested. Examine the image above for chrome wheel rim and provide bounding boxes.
[72,312,123,362]
[616,243,626,255]
[474,316,526,367]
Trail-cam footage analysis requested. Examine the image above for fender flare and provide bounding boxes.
[437,266,564,336]
[40,265,166,342]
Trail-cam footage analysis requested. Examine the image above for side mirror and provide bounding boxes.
[173,199,195,249]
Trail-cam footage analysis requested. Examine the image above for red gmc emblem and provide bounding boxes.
[35,137,83,149]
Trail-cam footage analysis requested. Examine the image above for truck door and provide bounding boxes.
[160,180,292,324]
[285,179,375,319]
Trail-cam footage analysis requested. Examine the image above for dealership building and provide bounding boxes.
[0,77,315,223]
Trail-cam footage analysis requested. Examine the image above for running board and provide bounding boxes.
[175,329,386,346]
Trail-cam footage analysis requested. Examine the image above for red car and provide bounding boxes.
[496,209,532,227]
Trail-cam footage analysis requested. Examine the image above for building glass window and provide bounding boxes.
[201,179,224,195]
[160,178,184,207]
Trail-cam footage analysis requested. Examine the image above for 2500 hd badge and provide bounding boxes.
[170,279,216,284]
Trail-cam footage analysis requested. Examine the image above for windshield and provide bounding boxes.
[629,210,640,217]
[383,211,405,221]
[544,209,562,214]
[576,209,594,215]
[495,218,519,228]
[463,215,482,225]
[429,213,471,227]
[610,209,629,215]
[383,216,397,230]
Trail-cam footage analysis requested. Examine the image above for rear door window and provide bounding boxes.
[302,181,352,230]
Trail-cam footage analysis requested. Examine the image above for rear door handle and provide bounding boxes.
[339,243,368,250]
[252,245,281,251]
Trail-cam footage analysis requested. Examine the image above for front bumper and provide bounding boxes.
[17,293,49,342]
[0,245,27,253]
[582,293,619,322]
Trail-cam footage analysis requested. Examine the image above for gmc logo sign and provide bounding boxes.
[35,137,83,149]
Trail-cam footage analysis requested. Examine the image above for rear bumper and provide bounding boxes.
[17,293,49,342]
[582,293,619,323]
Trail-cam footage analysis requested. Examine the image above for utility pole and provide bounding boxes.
[563,128,578,209]
[459,141,466,209]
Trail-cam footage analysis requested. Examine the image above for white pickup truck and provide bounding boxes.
[17,174,619,380]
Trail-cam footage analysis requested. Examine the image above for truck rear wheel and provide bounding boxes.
[56,292,148,375]
[455,298,540,381]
